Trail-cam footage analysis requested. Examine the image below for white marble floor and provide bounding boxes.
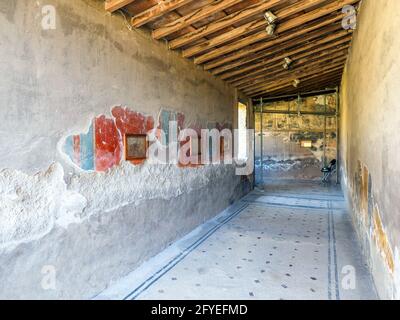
[96,181,377,300]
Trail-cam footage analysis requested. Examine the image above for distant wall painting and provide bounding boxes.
[255,94,338,181]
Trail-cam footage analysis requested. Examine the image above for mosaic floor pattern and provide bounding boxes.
[96,181,377,300]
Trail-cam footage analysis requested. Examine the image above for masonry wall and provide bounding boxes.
[0,0,247,299]
[340,0,400,299]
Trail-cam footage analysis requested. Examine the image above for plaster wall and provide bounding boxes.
[0,0,245,298]
[340,0,400,299]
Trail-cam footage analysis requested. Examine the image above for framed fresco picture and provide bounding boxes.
[124,134,148,161]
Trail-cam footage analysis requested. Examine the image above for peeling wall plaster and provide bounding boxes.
[0,161,238,252]
[0,0,241,298]
[0,163,86,251]
[340,0,400,299]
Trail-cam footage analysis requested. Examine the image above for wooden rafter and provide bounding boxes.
[202,12,345,71]
[105,0,135,12]
[246,61,347,96]
[104,0,361,98]
[211,24,348,76]
[220,29,352,81]
[169,0,282,50]
[194,0,359,65]
[236,42,351,90]
[131,0,193,27]
[183,0,328,59]
[152,0,243,40]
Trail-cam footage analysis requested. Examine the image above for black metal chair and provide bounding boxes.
[321,159,337,183]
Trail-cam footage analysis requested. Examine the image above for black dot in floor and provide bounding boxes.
[158,289,164,293]
[261,270,266,273]
[266,261,270,264]
[171,277,177,281]
[281,284,288,289]
[286,273,291,277]
[249,292,254,297]
[254,280,260,283]
[310,277,317,281]
[310,288,315,292]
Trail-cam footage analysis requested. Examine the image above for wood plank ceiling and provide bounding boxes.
[105,0,359,98]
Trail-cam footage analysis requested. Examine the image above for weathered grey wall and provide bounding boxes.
[0,0,235,173]
[340,0,400,299]
[0,0,246,299]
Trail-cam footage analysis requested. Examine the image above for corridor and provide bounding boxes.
[98,181,376,300]
[2,0,400,301]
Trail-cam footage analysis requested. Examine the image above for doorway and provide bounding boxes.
[254,90,339,186]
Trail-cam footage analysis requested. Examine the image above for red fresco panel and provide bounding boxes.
[95,115,122,172]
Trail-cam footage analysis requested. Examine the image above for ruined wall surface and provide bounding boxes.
[340,0,400,299]
[0,0,244,299]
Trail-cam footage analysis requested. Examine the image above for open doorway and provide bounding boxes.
[237,101,248,161]
[254,90,339,186]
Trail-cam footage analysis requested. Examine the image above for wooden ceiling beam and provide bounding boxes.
[244,56,347,93]
[152,0,242,40]
[195,0,359,65]
[131,0,193,27]
[236,42,350,90]
[105,0,135,12]
[203,13,344,71]
[169,0,282,50]
[245,61,346,96]
[221,29,352,81]
[182,0,323,58]
[244,54,348,94]
[237,45,350,90]
[254,71,343,97]
[212,23,344,76]
[275,76,342,94]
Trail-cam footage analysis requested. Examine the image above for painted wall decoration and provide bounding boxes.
[63,123,95,171]
[63,107,155,172]
[158,109,185,146]
[112,106,154,137]
[94,115,122,172]
[62,107,230,172]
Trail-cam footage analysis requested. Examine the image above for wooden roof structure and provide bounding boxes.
[105,0,359,98]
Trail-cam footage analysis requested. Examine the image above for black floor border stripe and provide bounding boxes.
[243,200,344,212]
[330,201,341,300]
[123,203,249,300]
